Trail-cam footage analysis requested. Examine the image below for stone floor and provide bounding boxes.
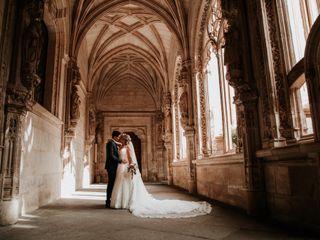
[0,184,316,240]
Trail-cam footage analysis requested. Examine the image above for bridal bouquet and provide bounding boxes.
[127,163,137,179]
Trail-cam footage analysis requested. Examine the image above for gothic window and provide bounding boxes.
[204,2,237,155]
[172,98,187,161]
[279,0,319,140]
[179,118,187,159]
[290,75,314,138]
[283,0,320,64]
[207,50,223,154]
[206,47,237,155]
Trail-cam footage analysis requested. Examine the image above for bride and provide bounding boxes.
[110,133,212,218]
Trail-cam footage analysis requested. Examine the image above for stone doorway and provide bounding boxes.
[127,132,142,174]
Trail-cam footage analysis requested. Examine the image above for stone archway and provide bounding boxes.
[112,126,148,181]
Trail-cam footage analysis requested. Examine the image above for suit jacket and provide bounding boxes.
[105,140,120,173]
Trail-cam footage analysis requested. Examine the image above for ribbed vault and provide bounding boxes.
[73,0,187,111]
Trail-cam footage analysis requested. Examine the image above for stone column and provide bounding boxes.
[0,0,44,225]
[179,60,197,193]
[94,112,103,183]
[184,128,196,193]
[163,134,173,185]
[173,83,180,160]
[64,57,81,148]
[0,88,31,225]
[236,89,266,216]
[162,92,173,184]
[262,0,295,143]
[222,1,266,215]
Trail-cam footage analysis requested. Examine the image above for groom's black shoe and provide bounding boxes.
[105,201,110,208]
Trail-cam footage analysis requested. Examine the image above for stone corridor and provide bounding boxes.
[0,185,315,240]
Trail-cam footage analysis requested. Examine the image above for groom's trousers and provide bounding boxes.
[106,170,116,205]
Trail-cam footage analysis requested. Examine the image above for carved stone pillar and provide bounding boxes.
[155,110,164,180]
[236,89,266,216]
[163,92,172,134]
[87,97,96,140]
[197,69,210,156]
[94,112,103,183]
[223,1,266,215]
[163,133,173,185]
[0,0,17,182]
[184,128,197,193]
[173,83,180,160]
[64,57,81,147]
[179,60,197,193]
[263,0,295,143]
[0,0,40,225]
[245,0,275,148]
[162,92,173,183]
[0,88,31,225]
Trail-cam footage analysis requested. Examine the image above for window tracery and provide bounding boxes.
[201,0,237,156]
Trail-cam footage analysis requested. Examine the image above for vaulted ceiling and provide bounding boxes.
[72,0,189,111]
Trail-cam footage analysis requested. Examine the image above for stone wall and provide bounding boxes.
[172,162,189,190]
[260,142,320,229]
[20,104,63,213]
[196,155,247,209]
[172,154,247,209]
[98,79,156,111]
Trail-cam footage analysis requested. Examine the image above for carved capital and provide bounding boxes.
[162,133,173,144]
[6,87,33,112]
[155,110,164,122]
[162,92,172,134]
[70,85,81,121]
[69,58,81,85]
[178,60,192,88]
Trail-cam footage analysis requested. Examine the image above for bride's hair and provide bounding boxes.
[120,133,131,145]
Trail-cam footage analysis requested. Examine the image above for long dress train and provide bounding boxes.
[111,142,212,218]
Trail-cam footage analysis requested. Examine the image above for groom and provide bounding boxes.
[105,130,122,208]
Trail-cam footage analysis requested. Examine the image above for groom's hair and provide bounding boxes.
[112,130,121,138]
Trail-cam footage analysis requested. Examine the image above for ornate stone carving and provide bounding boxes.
[88,108,96,136]
[178,67,189,89]
[21,0,45,92]
[95,116,103,144]
[224,9,243,84]
[70,85,81,121]
[178,60,193,130]
[264,0,294,140]
[68,58,81,128]
[197,0,221,156]
[179,91,189,129]
[174,83,180,159]
[207,1,227,50]
[197,70,208,155]
[155,110,164,144]
[6,87,32,110]
[2,100,27,200]
[163,92,172,134]
[249,1,273,143]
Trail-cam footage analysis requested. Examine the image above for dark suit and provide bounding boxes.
[105,139,121,205]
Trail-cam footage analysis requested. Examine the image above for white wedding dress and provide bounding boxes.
[111,143,212,218]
